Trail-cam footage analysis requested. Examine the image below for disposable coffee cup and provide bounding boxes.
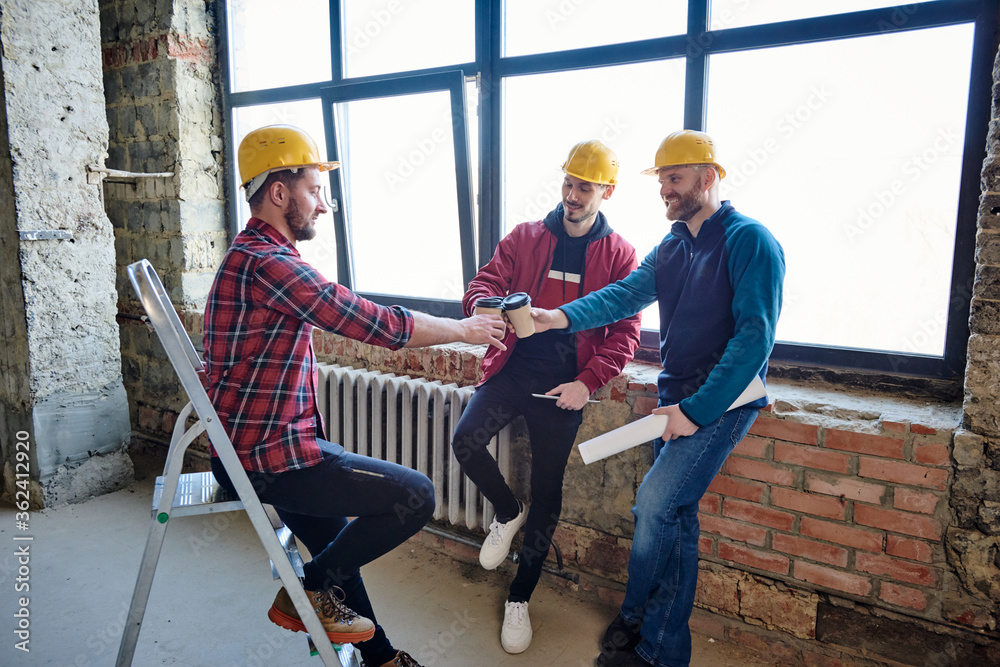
[474,296,504,316]
[502,292,534,338]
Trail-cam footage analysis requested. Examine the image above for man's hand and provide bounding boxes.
[530,308,569,334]
[460,313,508,350]
[546,380,591,410]
[653,404,699,440]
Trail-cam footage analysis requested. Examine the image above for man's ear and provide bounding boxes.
[267,180,287,207]
[603,184,615,200]
[702,167,718,191]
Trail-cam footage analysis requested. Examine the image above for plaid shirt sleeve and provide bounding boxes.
[253,251,413,348]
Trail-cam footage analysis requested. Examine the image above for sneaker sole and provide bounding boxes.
[501,632,532,654]
[267,604,376,644]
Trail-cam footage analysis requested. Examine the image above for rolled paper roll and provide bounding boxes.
[577,375,769,464]
[578,414,668,465]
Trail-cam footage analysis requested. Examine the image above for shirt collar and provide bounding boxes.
[246,217,299,254]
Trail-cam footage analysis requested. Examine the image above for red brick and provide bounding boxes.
[914,442,950,466]
[771,487,846,520]
[734,435,770,458]
[881,420,907,433]
[774,442,850,473]
[699,535,714,554]
[689,608,727,640]
[825,428,904,459]
[772,534,848,567]
[858,457,949,490]
[724,456,796,486]
[699,494,720,514]
[748,417,818,445]
[801,649,850,667]
[805,473,887,505]
[718,542,790,575]
[886,535,933,563]
[893,488,940,515]
[723,498,796,531]
[880,582,928,611]
[800,517,883,553]
[856,552,938,587]
[854,505,943,541]
[699,514,767,546]
[794,561,872,596]
[707,474,766,502]
[632,395,658,416]
[627,382,645,391]
[728,628,801,663]
[911,423,937,435]
[695,569,739,613]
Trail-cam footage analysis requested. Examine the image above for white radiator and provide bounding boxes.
[316,363,512,531]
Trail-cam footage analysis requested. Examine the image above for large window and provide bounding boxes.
[219,0,995,378]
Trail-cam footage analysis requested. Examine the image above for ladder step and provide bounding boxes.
[153,472,304,578]
[152,472,243,518]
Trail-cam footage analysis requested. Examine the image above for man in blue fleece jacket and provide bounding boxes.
[531,130,785,667]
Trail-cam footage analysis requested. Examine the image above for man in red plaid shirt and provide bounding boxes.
[205,125,506,667]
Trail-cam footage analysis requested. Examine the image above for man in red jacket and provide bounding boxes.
[452,140,642,654]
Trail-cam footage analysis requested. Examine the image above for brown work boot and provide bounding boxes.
[268,586,376,644]
[372,650,423,667]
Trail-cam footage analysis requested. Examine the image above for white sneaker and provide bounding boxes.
[501,601,532,654]
[479,502,527,570]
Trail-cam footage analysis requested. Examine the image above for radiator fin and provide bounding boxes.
[317,364,511,531]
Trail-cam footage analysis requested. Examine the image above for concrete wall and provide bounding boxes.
[99,0,226,441]
[0,0,132,508]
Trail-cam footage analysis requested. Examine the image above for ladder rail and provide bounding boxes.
[117,259,347,667]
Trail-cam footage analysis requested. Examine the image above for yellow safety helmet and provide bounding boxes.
[641,130,726,179]
[561,140,619,186]
[237,125,340,200]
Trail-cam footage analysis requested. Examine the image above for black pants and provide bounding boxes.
[451,360,583,602]
[212,440,434,666]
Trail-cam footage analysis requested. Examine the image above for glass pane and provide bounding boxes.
[711,0,908,30]
[227,0,331,92]
[707,24,974,356]
[231,101,338,282]
[504,0,686,57]
[337,91,465,300]
[503,61,685,330]
[342,0,475,78]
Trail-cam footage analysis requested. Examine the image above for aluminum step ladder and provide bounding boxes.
[116,259,359,667]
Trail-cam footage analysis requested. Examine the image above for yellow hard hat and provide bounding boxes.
[238,125,340,199]
[561,140,619,186]
[641,130,726,178]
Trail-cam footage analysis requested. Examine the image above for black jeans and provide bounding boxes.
[212,440,434,666]
[451,360,583,602]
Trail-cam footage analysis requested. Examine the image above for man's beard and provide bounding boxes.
[286,197,317,241]
[666,186,704,222]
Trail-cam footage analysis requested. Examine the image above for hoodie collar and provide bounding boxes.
[543,203,613,242]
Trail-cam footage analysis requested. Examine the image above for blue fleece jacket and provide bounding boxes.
[560,201,785,426]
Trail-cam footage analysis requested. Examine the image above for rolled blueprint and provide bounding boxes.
[577,375,768,465]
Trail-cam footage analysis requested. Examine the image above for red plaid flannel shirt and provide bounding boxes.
[204,218,413,473]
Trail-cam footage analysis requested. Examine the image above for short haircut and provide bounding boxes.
[247,168,309,210]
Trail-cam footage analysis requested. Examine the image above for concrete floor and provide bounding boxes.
[0,468,777,667]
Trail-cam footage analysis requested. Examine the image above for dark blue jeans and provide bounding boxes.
[624,406,757,667]
[212,440,434,666]
[451,361,583,603]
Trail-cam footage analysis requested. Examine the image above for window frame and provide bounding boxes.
[218,0,996,380]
